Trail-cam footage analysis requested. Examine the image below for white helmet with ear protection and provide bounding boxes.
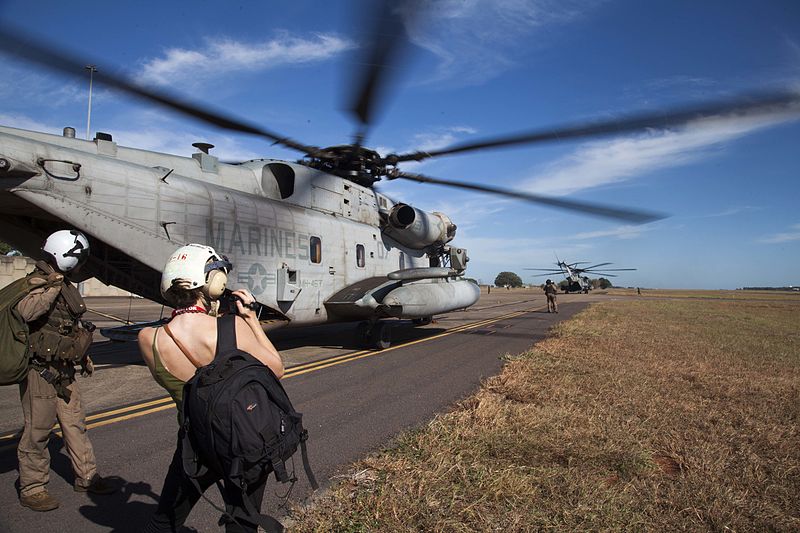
[42,230,90,272]
[160,243,232,300]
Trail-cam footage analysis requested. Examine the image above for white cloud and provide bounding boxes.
[693,205,762,219]
[0,113,60,133]
[407,0,601,85]
[410,126,477,153]
[570,225,647,240]
[138,33,355,86]
[759,223,800,244]
[522,104,800,196]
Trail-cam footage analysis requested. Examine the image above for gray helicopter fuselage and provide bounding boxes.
[0,125,479,326]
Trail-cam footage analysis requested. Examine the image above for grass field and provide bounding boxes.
[608,287,800,301]
[289,297,800,532]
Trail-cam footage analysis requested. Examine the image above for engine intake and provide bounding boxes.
[382,203,456,249]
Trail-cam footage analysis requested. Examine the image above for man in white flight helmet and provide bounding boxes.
[13,230,116,512]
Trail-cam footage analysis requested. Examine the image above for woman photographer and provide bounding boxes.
[138,243,283,533]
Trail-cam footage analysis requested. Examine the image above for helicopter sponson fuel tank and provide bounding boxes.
[324,269,479,320]
[381,203,456,250]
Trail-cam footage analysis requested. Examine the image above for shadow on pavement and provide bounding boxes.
[79,477,198,532]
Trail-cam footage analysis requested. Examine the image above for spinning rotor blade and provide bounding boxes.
[0,27,330,159]
[581,262,613,270]
[584,268,637,272]
[390,91,800,163]
[392,171,664,224]
[349,0,421,144]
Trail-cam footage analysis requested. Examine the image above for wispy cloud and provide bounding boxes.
[407,0,601,85]
[694,205,762,219]
[138,32,355,86]
[0,113,59,133]
[522,104,800,196]
[570,225,647,240]
[759,223,800,244]
[409,126,477,152]
[0,60,97,109]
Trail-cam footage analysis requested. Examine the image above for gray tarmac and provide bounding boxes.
[0,289,603,532]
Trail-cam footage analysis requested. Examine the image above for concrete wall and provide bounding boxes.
[0,256,131,296]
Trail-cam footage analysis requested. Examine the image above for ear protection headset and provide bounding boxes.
[203,260,230,300]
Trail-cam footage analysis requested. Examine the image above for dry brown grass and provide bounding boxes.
[289,299,800,532]
[608,287,800,301]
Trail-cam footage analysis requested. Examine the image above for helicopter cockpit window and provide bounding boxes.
[356,244,365,268]
[310,236,322,264]
[267,162,295,199]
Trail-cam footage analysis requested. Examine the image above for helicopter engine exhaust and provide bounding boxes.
[382,203,456,250]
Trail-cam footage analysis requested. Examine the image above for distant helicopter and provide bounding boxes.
[527,260,636,294]
[0,1,796,348]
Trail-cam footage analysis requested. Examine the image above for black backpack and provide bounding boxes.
[180,314,317,532]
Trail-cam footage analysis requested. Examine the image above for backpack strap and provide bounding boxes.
[162,323,203,368]
[299,430,319,490]
[215,314,238,357]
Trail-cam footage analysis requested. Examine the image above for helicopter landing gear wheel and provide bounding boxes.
[356,321,391,349]
[356,321,370,345]
[369,322,391,350]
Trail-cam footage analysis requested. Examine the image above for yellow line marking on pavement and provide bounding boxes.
[85,307,133,324]
[0,305,545,449]
[285,307,538,378]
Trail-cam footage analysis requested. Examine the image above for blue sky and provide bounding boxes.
[1,0,798,289]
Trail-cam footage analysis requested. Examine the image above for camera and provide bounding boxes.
[218,289,265,320]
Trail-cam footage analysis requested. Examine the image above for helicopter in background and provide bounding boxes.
[527,260,636,294]
[0,1,796,348]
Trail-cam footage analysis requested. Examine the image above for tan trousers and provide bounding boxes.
[17,368,97,496]
[546,294,558,312]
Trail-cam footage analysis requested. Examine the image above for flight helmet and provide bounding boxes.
[42,229,90,272]
[160,243,232,300]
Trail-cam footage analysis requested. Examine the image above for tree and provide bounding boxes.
[597,277,613,289]
[494,271,523,288]
[0,241,12,255]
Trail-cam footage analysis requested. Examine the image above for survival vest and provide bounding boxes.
[181,314,317,533]
[26,262,91,364]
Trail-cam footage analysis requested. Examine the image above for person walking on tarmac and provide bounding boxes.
[14,230,116,512]
[544,279,559,313]
[138,244,284,533]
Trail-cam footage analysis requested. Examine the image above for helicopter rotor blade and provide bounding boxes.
[583,268,637,272]
[0,26,332,159]
[581,262,614,270]
[391,171,665,224]
[348,0,421,144]
[389,91,800,163]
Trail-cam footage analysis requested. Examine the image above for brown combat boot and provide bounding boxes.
[74,474,118,495]
[20,490,60,512]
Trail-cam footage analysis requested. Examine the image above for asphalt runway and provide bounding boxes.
[0,289,592,532]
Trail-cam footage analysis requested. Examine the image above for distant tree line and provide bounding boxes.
[0,241,12,255]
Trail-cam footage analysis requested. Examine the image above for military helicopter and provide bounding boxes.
[527,260,636,294]
[0,2,797,348]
